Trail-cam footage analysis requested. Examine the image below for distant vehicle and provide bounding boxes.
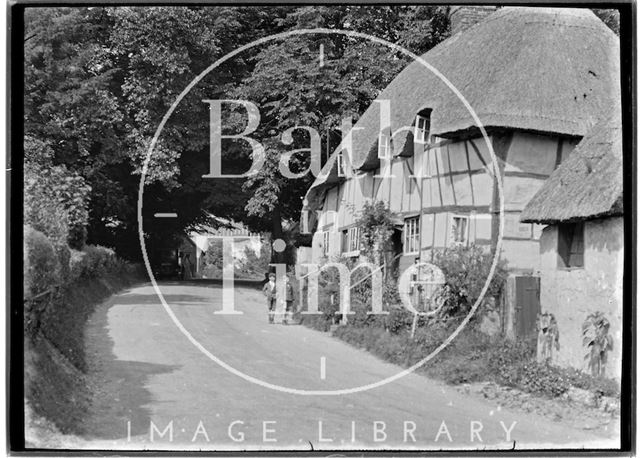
[150,248,181,280]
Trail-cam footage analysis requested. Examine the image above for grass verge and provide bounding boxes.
[24,270,144,435]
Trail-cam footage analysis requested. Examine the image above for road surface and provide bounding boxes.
[79,281,618,451]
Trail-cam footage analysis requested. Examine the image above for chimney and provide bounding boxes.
[449,6,498,35]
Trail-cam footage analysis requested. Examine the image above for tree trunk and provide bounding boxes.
[271,205,285,265]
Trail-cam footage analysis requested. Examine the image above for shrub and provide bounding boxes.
[348,301,386,329]
[69,245,119,281]
[385,306,414,334]
[237,241,271,279]
[55,243,72,283]
[80,245,117,278]
[357,200,396,264]
[24,226,62,335]
[553,367,619,398]
[24,148,91,247]
[202,238,224,272]
[67,224,88,250]
[433,244,508,317]
[24,226,60,298]
[514,362,571,397]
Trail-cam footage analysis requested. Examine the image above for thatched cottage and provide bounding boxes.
[520,112,623,378]
[298,7,620,281]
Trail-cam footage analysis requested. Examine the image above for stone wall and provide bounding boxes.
[537,217,623,379]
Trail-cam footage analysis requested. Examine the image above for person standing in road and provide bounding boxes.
[182,253,193,280]
[283,275,295,325]
[262,272,277,324]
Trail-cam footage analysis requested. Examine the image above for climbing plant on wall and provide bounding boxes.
[582,311,613,377]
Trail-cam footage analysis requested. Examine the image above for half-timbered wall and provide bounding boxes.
[311,131,578,273]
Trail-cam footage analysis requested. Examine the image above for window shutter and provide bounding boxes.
[557,224,571,268]
[569,222,584,267]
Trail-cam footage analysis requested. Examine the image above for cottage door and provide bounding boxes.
[514,276,541,338]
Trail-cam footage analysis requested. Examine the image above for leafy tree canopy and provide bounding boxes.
[23,6,619,261]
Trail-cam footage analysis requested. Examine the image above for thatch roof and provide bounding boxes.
[520,110,623,224]
[304,7,620,213]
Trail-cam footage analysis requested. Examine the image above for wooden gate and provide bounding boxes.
[514,276,541,338]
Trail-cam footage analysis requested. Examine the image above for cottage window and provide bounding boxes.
[558,222,584,268]
[341,229,348,253]
[349,226,361,252]
[451,215,469,245]
[378,133,391,160]
[414,111,431,144]
[342,226,361,255]
[322,231,331,256]
[403,217,420,254]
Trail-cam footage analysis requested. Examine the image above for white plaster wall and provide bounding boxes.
[472,213,492,242]
[471,173,493,206]
[466,137,492,170]
[503,213,534,239]
[500,239,540,271]
[503,176,550,211]
[504,132,558,175]
[452,174,474,206]
[537,217,623,380]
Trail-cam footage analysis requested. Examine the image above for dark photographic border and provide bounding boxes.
[8,0,636,454]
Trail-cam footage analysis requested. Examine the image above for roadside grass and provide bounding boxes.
[301,303,620,401]
[24,227,145,436]
[26,271,144,435]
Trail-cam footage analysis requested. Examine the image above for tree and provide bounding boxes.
[23,6,452,261]
[24,6,289,257]
[24,136,91,249]
[231,6,450,263]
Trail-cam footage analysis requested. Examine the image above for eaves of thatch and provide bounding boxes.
[304,7,620,213]
[520,111,623,224]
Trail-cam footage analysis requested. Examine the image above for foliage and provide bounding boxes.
[26,270,143,436]
[582,312,614,377]
[332,317,619,400]
[24,7,282,259]
[225,7,451,254]
[356,200,396,264]
[24,225,134,338]
[592,9,620,36]
[432,244,508,317]
[560,367,620,398]
[24,137,92,248]
[202,238,224,272]
[23,6,620,261]
[24,226,61,300]
[237,241,272,279]
[385,306,414,334]
[70,245,121,280]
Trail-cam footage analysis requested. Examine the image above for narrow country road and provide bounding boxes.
[80,282,617,451]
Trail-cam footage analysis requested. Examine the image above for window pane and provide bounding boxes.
[404,217,420,253]
[558,223,584,268]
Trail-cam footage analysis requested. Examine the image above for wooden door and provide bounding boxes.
[515,276,541,338]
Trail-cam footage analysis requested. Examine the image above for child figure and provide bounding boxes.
[262,272,277,324]
[283,275,295,325]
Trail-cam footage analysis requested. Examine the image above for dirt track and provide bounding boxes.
[78,281,618,451]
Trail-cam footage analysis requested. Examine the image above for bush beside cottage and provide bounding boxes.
[298,242,619,405]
